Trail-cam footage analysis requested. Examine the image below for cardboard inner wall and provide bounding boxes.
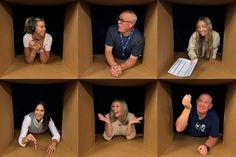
[4,0,76,5]
[143,82,157,154]
[157,0,173,76]
[157,81,173,156]
[142,2,158,76]
[0,82,14,156]
[165,0,236,5]
[223,2,236,75]
[83,0,155,6]
[62,81,79,156]
[78,82,94,156]
[0,2,14,76]
[224,83,236,155]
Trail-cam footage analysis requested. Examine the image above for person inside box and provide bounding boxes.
[105,10,144,77]
[18,101,60,154]
[187,16,220,64]
[23,17,52,64]
[175,93,219,156]
[98,98,143,140]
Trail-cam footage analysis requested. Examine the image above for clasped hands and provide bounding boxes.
[110,64,122,77]
[29,40,42,53]
[23,133,57,154]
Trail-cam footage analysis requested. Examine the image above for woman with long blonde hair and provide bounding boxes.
[187,16,220,64]
[98,98,143,140]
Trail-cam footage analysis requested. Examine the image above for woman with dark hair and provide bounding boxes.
[98,99,143,140]
[187,16,220,64]
[23,17,52,64]
[18,101,60,154]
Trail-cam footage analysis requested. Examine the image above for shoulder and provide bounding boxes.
[207,109,219,118]
[212,30,220,38]
[107,25,117,32]
[23,33,32,40]
[45,33,52,40]
[190,32,197,39]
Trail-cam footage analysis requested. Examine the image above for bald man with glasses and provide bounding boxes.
[105,10,144,77]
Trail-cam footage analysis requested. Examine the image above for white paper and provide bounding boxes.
[168,58,198,77]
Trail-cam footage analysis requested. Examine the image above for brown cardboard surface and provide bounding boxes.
[223,3,236,76]
[143,82,158,154]
[80,55,156,80]
[157,0,174,77]
[0,2,14,76]
[157,81,173,156]
[224,83,236,156]
[161,134,235,157]
[2,131,77,157]
[1,55,77,83]
[84,135,156,157]
[0,82,14,156]
[142,2,158,76]
[165,0,236,5]
[62,81,79,156]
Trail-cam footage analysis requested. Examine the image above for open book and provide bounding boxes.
[168,58,198,77]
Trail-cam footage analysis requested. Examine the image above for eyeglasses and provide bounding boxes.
[117,17,133,23]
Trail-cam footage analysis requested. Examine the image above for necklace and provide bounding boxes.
[120,29,134,57]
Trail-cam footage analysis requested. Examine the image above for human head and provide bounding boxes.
[109,98,129,124]
[24,17,46,37]
[196,93,213,116]
[117,10,137,35]
[196,16,212,37]
[34,101,50,130]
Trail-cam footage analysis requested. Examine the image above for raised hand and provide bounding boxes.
[128,117,143,124]
[182,94,192,109]
[98,113,110,124]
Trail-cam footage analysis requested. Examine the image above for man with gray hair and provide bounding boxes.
[105,10,144,77]
[175,93,219,156]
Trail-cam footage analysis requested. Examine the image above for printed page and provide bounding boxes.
[168,58,198,77]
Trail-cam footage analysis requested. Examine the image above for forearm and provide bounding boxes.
[175,108,191,132]
[120,57,137,71]
[127,123,134,136]
[104,123,113,137]
[25,50,37,64]
[40,51,50,64]
[205,136,218,148]
[105,48,116,67]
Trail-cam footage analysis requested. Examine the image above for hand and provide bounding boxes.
[24,133,37,149]
[182,94,192,109]
[128,117,143,124]
[47,141,57,154]
[198,144,208,156]
[29,40,41,52]
[110,65,122,77]
[98,113,110,124]
[209,58,220,64]
[191,57,198,62]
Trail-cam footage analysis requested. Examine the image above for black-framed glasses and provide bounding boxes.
[117,17,132,23]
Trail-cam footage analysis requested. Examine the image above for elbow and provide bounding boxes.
[175,125,184,132]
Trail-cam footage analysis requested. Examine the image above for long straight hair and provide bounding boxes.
[195,16,213,59]
[109,99,129,125]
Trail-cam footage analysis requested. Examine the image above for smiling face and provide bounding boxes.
[196,94,212,116]
[35,20,46,37]
[34,104,45,121]
[111,101,122,118]
[117,12,135,36]
[197,20,208,37]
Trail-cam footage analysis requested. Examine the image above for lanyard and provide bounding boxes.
[120,29,134,57]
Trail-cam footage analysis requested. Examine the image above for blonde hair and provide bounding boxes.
[24,17,44,34]
[109,99,129,125]
[195,16,213,59]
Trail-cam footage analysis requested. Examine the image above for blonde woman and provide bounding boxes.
[23,17,52,64]
[187,16,220,64]
[98,99,143,140]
